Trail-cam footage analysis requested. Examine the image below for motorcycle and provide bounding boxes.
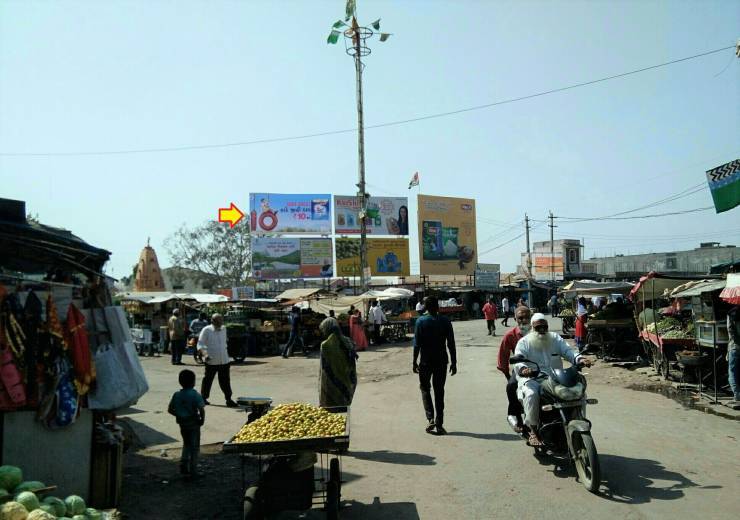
[509,354,601,493]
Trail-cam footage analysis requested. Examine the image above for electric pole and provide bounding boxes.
[328,2,391,292]
[548,211,556,282]
[525,214,532,305]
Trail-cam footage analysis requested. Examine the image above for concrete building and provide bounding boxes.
[587,242,738,279]
[520,239,586,281]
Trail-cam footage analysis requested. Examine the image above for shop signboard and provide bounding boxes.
[417,195,478,275]
[533,254,565,281]
[231,286,256,300]
[475,270,500,289]
[335,238,410,277]
[334,195,410,235]
[252,238,333,279]
[249,193,332,234]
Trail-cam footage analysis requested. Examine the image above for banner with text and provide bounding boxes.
[252,238,333,279]
[417,195,478,275]
[249,193,332,234]
[533,254,565,281]
[335,238,410,277]
[334,195,409,235]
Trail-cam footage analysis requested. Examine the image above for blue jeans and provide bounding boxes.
[180,425,201,475]
[282,330,303,356]
[729,348,739,400]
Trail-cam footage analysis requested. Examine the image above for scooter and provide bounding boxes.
[509,354,601,493]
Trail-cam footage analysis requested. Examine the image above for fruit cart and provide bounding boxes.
[381,318,410,342]
[223,406,350,520]
[586,318,641,360]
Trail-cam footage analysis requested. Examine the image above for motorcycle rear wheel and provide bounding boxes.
[572,432,600,493]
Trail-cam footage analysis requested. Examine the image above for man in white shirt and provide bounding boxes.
[514,313,590,445]
[370,301,387,345]
[415,300,424,313]
[501,297,510,326]
[197,314,237,407]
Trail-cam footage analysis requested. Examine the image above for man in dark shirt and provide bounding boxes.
[413,296,457,435]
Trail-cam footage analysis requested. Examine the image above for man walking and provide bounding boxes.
[281,306,305,358]
[370,300,387,345]
[549,294,559,318]
[728,306,739,403]
[501,296,510,327]
[482,298,498,336]
[168,308,186,365]
[413,296,457,435]
[197,313,238,407]
[497,306,531,432]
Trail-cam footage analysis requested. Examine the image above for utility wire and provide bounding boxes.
[1,45,733,157]
[557,206,714,222]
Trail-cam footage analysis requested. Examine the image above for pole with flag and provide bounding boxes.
[706,159,740,214]
[408,171,420,190]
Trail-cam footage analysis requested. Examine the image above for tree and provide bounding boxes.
[164,219,251,288]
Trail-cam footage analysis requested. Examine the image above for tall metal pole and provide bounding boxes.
[525,214,532,306]
[352,20,369,291]
[549,210,555,282]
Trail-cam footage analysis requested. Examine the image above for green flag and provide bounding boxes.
[327,29,341,44]
[706,159,740,213]
[333,20,347,29]
[379,33,391,42]
[371,19,381,30]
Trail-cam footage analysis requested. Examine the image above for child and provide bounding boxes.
[168,369,206,478]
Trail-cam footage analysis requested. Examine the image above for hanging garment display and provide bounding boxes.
[65,303,95,396]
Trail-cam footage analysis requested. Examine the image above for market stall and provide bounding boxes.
[0,198,147,510]
[629,272,714,379]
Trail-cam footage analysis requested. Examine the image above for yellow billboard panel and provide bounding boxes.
[335,238,410,277]
[417,195,477,275]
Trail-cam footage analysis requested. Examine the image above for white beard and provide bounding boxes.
[527,331,552,350]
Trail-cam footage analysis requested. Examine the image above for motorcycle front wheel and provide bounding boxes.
[572,431,600,493]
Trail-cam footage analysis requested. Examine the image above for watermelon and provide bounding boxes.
[0,466,23,492]
[0,500,29,520]
[71,517,86,520]
[0,487,11,500]
[38,504,57,516]
[41,497,66,517]
[13,482,46,494]
[83,508,101,520]
[15,491,40,512]
[62,497,85,517]
[26,510,55,520]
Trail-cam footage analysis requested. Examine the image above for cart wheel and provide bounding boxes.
[326,481,339,520]
[329,457,341,498]
[243,486,262,520]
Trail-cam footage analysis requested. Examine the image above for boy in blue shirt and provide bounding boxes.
[168,369,206,478]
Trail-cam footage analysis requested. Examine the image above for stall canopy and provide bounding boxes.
[119,292,228,304]
[307,288,414,316]
[560,280,634,296]
[719,273,740,305]
[275,288,334,301]
[670,279,726,299]
[0,198,111,276]
[629,272,716,301]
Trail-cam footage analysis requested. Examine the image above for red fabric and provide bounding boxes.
[720,286,740,305]
[0,286,26,409]
[64,303,95,396]
[497,327,523,375]
[482,303,498,320]
[575,314,587,339]
[349,315,368,351]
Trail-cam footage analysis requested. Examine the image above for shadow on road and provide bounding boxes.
[598,454,720,504]
[447,431,520,441]
[119,416,178,449]
[348,450,436,466]
[339,498,421,520]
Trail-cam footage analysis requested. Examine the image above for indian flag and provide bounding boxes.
[706,159,740,214]
[408,171,420,189]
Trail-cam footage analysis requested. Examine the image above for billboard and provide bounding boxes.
[335,238,410,277]
[249,193,332,234]
[252,238,333,279]
[533,254,565,281]
[475,264,500,289]
[417,195,477,275]
[334,196,410,235]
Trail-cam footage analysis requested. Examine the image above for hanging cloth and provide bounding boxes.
[0,286,27,410]
[22,290,43,405]
[65,303,95,395]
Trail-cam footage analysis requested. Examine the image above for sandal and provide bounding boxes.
[527,432,543,446]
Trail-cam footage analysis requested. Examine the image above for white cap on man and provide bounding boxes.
[530,312,547,325]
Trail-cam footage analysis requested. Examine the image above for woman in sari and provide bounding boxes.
[319,318,358,408]
[348,309,368,351]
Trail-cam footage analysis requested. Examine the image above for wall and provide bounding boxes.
[589,246,739,278]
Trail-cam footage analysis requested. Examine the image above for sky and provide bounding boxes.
[1,0,738,280]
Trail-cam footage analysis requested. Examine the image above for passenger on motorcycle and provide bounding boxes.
[514,313,591,446]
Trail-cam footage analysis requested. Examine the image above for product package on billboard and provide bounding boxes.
[249,193,332,234]
[252,238,333,279]
[334,196,409,235]
[417,195,477,275]
[335,238,410,276]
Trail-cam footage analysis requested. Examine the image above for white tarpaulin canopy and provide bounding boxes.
[119,292,228,304]
[307,288,415,315]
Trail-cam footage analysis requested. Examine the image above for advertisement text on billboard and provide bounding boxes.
[335,238,410,277]
[334,195,409,235]
[252,238,333,279]
[249,193,332,234]
[417,195,477,275]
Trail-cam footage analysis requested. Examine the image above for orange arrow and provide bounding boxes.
[218,203,244,228]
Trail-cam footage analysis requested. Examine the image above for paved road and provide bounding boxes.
[122,317,739,519]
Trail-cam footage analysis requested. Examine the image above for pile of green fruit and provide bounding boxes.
[0,465,103,520]
[646,317,682,334]
[232,403,346,444]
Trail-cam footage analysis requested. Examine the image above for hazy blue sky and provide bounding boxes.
[1,0,738,279]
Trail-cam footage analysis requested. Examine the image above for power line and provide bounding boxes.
[1,45,733,157]
[558,206,714,222]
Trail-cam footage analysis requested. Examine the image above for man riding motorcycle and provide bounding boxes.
[514,313,591,446]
